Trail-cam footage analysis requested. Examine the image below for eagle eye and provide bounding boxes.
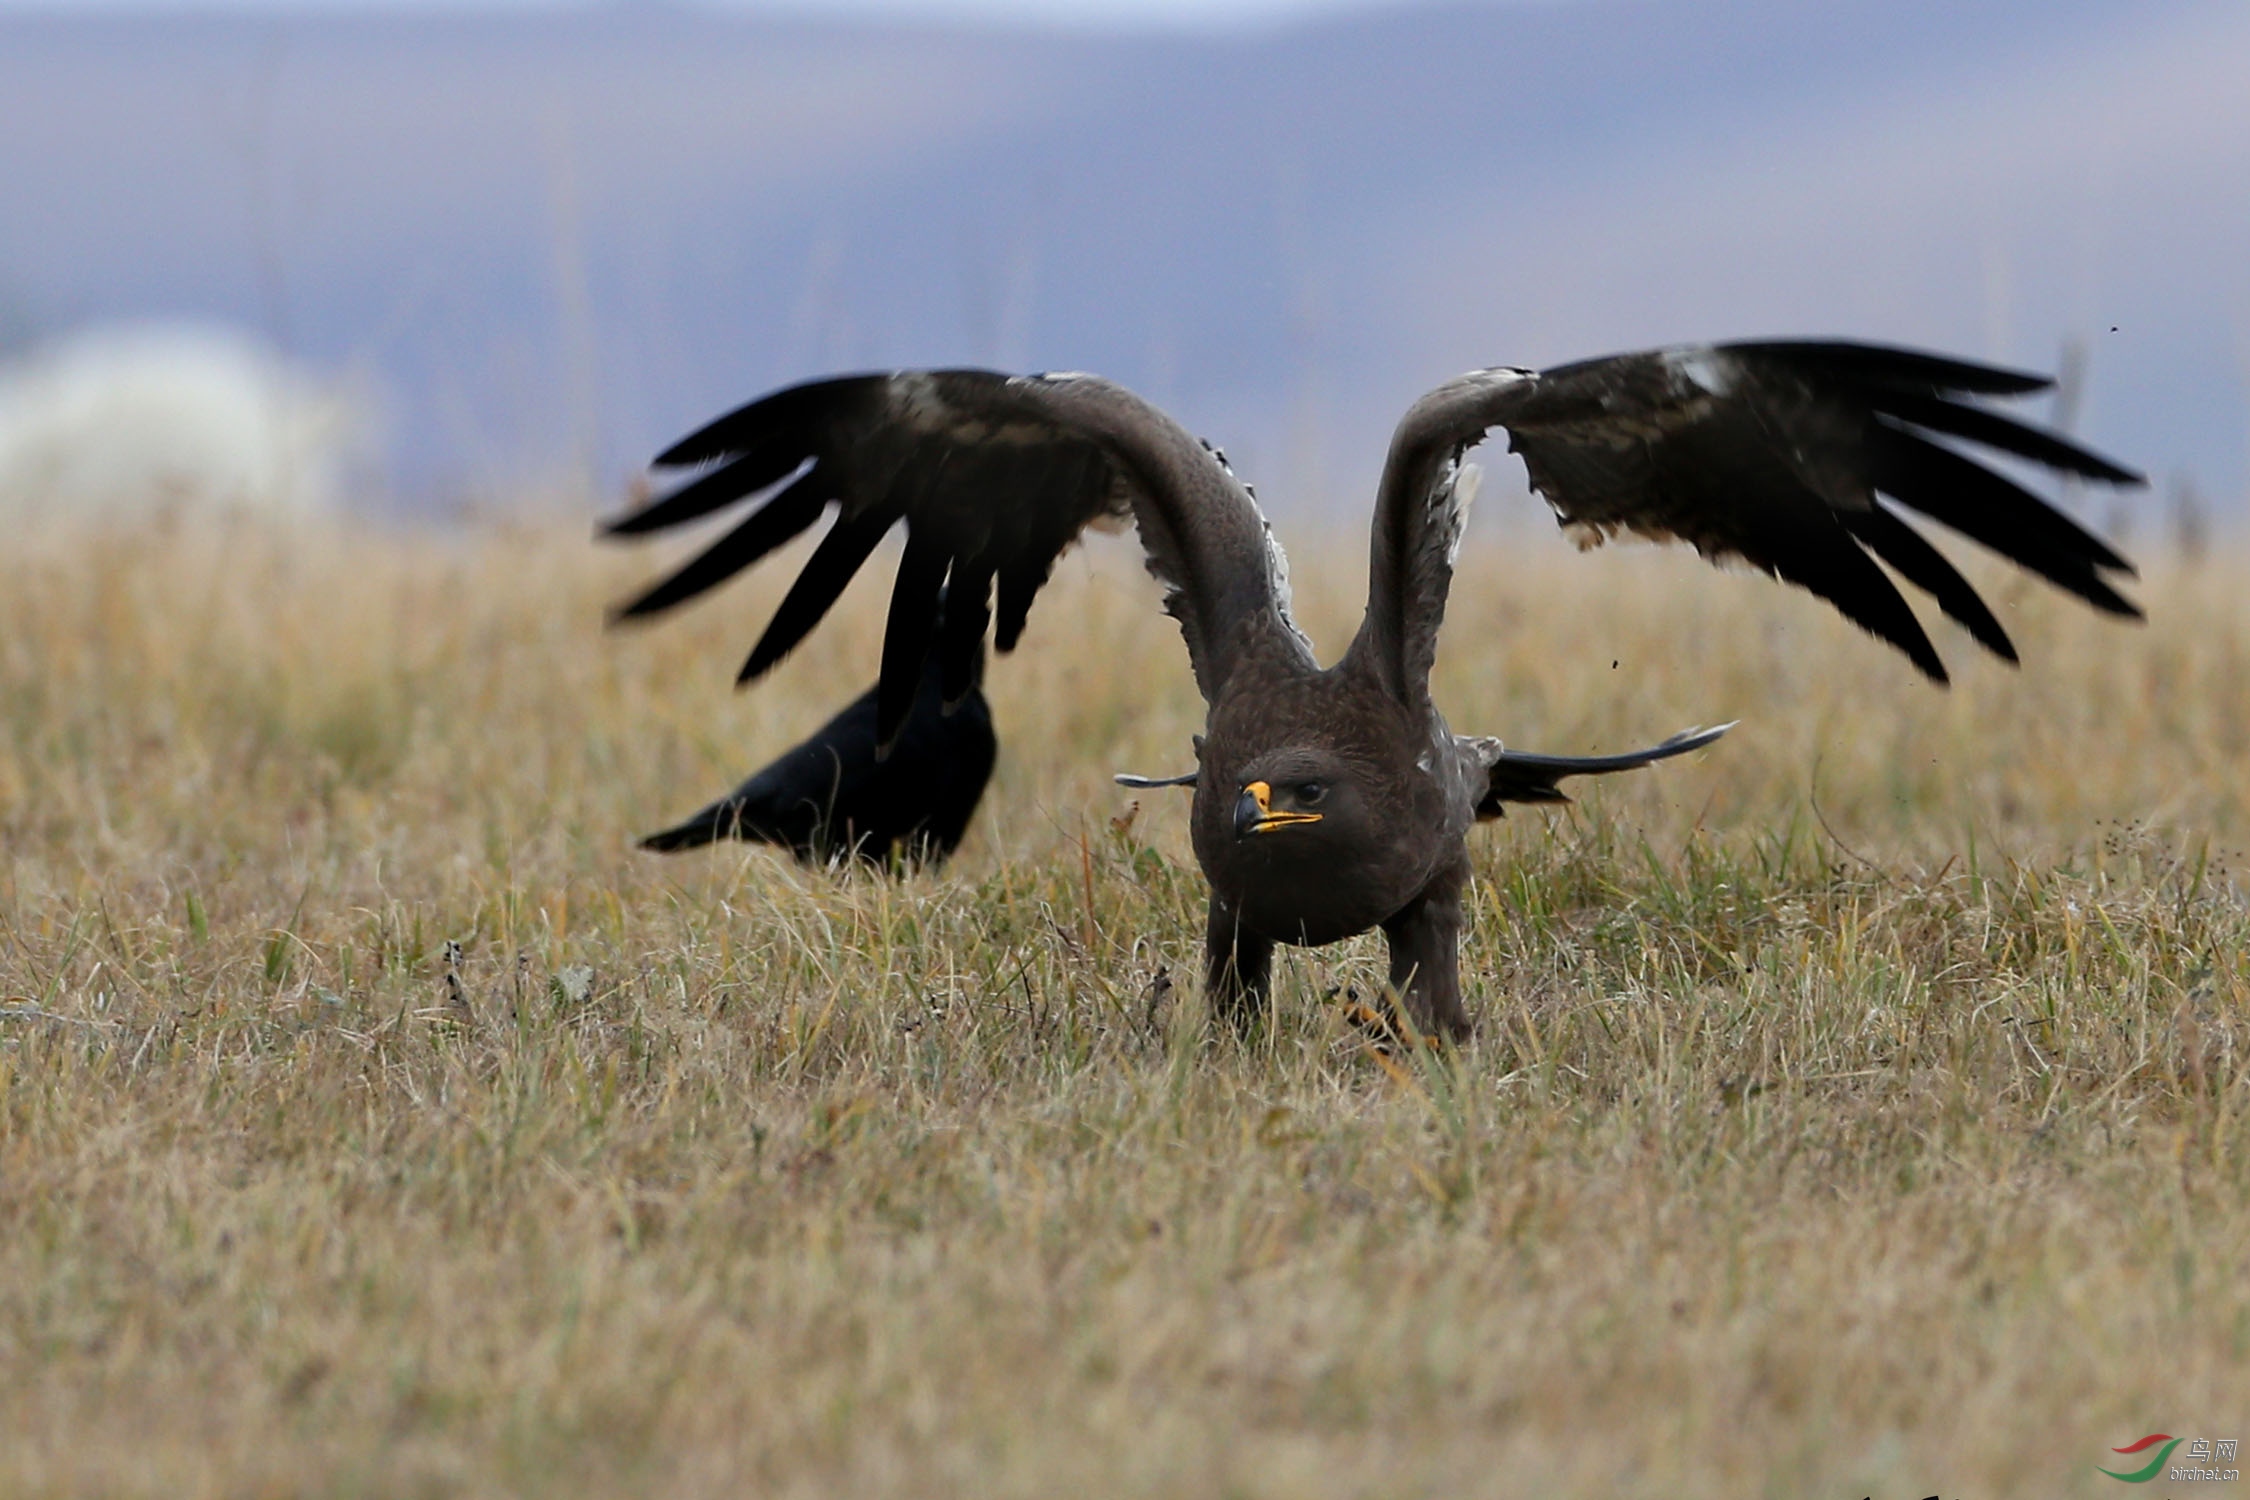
[1298,781,1327,805]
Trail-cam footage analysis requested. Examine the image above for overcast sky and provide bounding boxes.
[2,0,2242,515]
[0,0,1429,25]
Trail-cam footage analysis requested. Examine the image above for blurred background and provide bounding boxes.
[0,0,2244,531]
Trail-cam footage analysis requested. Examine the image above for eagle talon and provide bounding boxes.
[1341,993,1444,1056]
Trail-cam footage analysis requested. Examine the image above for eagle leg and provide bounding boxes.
[1203,896,1274,1036]
[1381,859,1471,1043]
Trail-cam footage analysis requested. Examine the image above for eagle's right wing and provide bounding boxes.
[607,370,1312,746]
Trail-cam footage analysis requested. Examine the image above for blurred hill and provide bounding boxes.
[0,0,2243,518]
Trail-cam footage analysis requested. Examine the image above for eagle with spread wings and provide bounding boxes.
[610,340,2140,1037]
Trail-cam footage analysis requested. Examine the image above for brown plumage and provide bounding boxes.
[608,341,2142,1037]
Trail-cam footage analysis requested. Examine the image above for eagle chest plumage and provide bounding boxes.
[1190,616,1465,948]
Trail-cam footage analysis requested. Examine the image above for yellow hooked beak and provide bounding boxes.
[1234,780,1324,837]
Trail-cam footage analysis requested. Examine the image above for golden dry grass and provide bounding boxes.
[2,509,2246,1498]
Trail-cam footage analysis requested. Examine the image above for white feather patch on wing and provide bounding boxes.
[1257,508,1317,659]
[1443,460,1482,566]
[890,373,1056,445]
[1423,454,1482,572]
[1203,431,1316,658]
[1662,345,1738,398]
[889,370,949,429]
[1456,734,1508,770]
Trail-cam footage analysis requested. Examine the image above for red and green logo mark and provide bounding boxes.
[2101,1435,2184,1483]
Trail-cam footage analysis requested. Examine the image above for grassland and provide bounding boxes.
[2,508,2246,1498]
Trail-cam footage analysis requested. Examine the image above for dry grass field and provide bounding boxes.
[2,507,2246,1498]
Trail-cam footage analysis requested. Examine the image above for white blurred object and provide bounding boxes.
[0,322,372,518]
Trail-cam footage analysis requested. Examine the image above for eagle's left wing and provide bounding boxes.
[1349,340,2143,700]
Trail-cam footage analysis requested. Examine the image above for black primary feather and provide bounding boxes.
[1867,389,2142,483]
[938,561,995,707]
[1838,501,2018,663]
[1721,340,2055,397]
[1865,422,2142,614]
[737,507,898,684]
[1738,483,1950,683]
[649,374,883,471]
[878,532,952,749]
[610,469,830,622]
